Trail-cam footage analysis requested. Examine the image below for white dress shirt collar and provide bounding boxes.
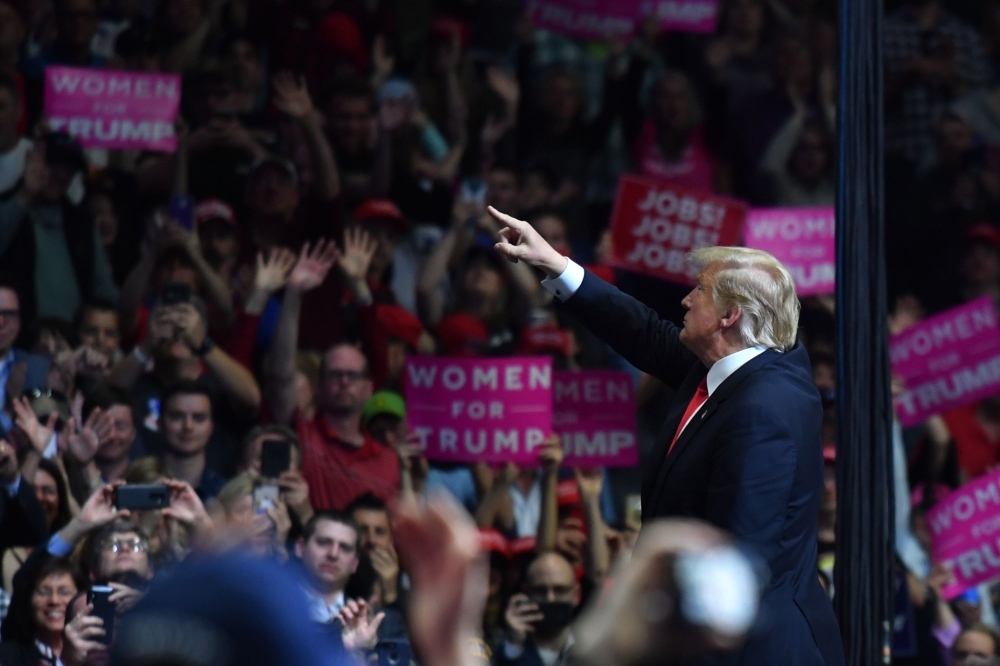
[706,345,770,395]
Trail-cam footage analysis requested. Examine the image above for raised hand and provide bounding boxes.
[575,467,603,500]
[288,240,340,292]
[272,72,314,120]
[79,483,129,530]
[171,302,207,351]
[66,408,114,465]
[489,206,566,277]
[370,545,401,601]
[486,66,520,104]
[62,605,107,666]
[12,396,57,455]
[277,470,311,521]
[539,433,563,475]
[254,248,297,293]
[266,498,292,547]
[372,35,395,83]
[392,492,487,666]
[160,479,211,529]
[338,599,385,652]
[337,227,377,282]
[504,593,542,647]
[108,582,144,614]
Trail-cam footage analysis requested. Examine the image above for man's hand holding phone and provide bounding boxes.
[504,593,544,648]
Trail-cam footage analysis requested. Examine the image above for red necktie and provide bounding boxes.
[668,378,709,454]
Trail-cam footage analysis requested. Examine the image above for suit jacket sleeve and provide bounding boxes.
[0,478,49,552]
[705,404,798,564]
[559,271,699,389]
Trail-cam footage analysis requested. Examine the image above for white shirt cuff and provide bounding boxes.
[540,258,585,301]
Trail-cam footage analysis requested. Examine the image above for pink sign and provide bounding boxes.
[525,0,718,40]
[927,468,1000,599]
[44,67,181,151]
[406,357,552,464]
[743,207,835,296]
[890,296,1000,427]
[554,371,638,467]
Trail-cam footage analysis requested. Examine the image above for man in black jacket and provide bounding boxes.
[0,433,48,553]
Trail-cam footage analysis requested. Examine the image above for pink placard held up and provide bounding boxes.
[406,357,552,465]
[743,207,835,296]
[927,468,1000,599]
[525,0,718,40]
[554,371,638,467]
[890,296,1000,427]
[44,67,181,152]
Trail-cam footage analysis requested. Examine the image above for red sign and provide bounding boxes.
[608,175,747,285]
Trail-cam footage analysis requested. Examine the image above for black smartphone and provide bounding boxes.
[88,585,115,645]
[114,483,170,511]
[534,601,575,630]
[161,282,191,306]
[260,439,291,479]
[168,194,195,230]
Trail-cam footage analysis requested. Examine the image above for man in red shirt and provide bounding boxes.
[266,240,400,511]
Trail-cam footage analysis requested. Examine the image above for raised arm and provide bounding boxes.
[489,207,699,387]
[273,72,340,200]
[264,241,340,424]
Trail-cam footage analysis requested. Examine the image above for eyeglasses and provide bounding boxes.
[323,370,367,383]
[103,537,148,554]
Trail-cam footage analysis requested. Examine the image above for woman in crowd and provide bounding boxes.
[0,557,87,666]
[2,457,73,591]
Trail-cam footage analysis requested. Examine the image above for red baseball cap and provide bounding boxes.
[194,199,237,228]
[965,223,1000,253]
[436,314,489,357]
[478,529,509,557]
[376,305,424,347]
[353,199,407,234]
[517,324,571,357]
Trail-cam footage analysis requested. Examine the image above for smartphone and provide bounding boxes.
[114,483,170,511]
[260,439,291,479]
[88,585,115,645]
[252,483,279,515]
[161,282,192,306]
[534,601,575,630]
[169,194,195,230]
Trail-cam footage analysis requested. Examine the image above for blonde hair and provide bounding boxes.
[216,472,257,513]
[688,246,800,352]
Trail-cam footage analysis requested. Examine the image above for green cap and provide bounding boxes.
[361,390,407,427]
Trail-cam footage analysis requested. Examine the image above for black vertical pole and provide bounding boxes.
[833,0,895,662]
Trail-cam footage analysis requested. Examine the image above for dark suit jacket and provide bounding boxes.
[561,271,845,666]
[0,476,48,554]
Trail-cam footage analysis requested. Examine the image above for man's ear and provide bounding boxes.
[720,305,743,330]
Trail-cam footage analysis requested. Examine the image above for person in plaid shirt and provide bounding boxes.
[885,0,989,166]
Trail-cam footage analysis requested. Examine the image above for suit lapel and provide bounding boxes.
[642,365,707,504]
[647,349,782,509]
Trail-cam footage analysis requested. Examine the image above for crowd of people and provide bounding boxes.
[0,0,997,663]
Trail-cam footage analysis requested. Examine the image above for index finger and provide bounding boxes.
[487,206,526,231]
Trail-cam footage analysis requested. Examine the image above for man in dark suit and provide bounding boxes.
[0,434,48,553]
[488,207,845,666]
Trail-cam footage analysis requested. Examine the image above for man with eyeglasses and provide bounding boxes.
[499,552,580,666]
[88,518,153,586]
[266,244,400,511]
